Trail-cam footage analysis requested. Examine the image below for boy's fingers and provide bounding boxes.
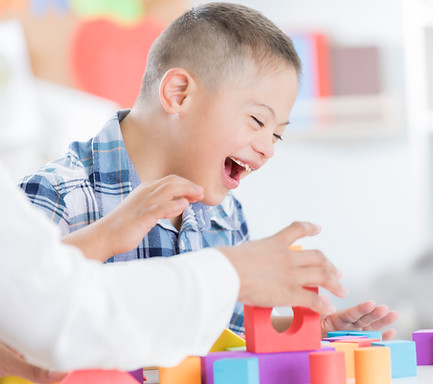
[275,221,321,245]
[337,301,377,324]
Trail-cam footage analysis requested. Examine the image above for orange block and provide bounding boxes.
[355,346,391,384]
[159,356,201,384]
[309,350,346,384]
[339,338,381,347]
[331,342,359,378]
[244,287,321,353]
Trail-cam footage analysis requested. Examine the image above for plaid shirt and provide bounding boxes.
[19,110,249,334]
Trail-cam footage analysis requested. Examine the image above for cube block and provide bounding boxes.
[372,340,417,377]
[213,358,259,384]
[413,329,433,365]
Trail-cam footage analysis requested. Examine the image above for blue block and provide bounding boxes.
[371,340,417,378]
[327,330,382,341]
[214,358,259,384]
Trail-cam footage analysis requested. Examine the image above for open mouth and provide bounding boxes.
[224,157,253,184]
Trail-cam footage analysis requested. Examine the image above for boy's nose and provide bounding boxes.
[251,132,275,160]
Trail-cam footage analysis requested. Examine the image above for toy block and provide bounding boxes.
[372,340,417,378]
[60,370,139,384]
[338,337,380,347]
[201,346,334,384]
[309,350,346,384]
[354,346,391,384]
[213,358,259,384]
[128,368,143,383]
[0,377,33,384]
[159,356,201,384]
[209,328,246,352]
[322,335,368,342]
[225,346,247,351]
[412,329,433,365]
[331,341,359,378]
[327,330,382,340]
[244,287,321,353]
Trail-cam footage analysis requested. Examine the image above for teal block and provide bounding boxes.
[327,330,382,341]
[372,340,417,378]
[214,358,259,384]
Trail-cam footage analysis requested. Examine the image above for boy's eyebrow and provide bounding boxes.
[252,102,290,126]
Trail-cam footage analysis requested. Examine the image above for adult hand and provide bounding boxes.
[63,175,203,261]
[0,342,65,383]
[321,300,399,340]
[221,221,348,314]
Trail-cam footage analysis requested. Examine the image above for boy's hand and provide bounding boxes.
[221,221,348,314]
[0,342,65,382]
[320,300,399,340]
[63,175,203,261]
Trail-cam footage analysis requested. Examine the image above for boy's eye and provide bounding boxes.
[251,116,265,127]
[273,133,283,142]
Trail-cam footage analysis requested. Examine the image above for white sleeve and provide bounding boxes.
[0,165,240,371]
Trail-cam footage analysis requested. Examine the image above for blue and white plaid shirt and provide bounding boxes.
[19,110,249,334]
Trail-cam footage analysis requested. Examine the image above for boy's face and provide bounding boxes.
[175,60,298,206]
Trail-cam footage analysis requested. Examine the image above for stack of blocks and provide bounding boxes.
[158,297,420,384]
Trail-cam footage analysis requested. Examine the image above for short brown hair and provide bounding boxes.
[140,2,301,99]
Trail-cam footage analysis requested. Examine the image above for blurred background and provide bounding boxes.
[0,0,432,339]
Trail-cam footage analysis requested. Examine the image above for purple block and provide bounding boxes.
[322,335,368,342]
[413,329,433,365]
[128,368,143,383]
[201,346,334,384]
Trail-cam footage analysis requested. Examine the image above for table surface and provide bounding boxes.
[143,366,433,383]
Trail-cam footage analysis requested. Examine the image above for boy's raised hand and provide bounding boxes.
[321,300,399,340]
[63,175,203,261]
[220,221,348,314]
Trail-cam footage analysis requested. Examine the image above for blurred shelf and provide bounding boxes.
[286,93,404,140]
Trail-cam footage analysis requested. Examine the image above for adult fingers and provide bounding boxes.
[297,267,348,298]
[274,221,322,245]
[292,288,336,314]
[147,198,190,219]
[146,177,203,204]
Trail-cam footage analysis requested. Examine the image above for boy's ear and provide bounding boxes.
[159,68,195,114]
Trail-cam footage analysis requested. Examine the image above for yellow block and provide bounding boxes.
[209,328,245,353]
[355,346,391,384]
[159,356,201,384]
[0,377,33,384]
[331,342,359,378]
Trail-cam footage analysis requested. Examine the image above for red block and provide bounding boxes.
[309,351,346,384]
[244,288,321,353]
[60,369,139,384]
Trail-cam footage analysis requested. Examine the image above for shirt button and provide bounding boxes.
[179,240,186,251]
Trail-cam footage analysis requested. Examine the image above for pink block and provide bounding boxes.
[61,369,140,384]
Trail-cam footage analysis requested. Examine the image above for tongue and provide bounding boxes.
[224,158,234,179]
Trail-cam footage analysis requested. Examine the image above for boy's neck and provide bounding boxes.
[120,108,184,231]
[120,108,174,183]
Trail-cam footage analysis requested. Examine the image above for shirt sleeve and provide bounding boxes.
[0,165,240,371]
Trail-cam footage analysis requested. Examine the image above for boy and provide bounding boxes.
[19,3,397,336]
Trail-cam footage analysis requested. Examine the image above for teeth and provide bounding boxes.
[230,157,253,173]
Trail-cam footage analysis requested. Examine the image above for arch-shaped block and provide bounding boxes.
[244,287,321,353]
